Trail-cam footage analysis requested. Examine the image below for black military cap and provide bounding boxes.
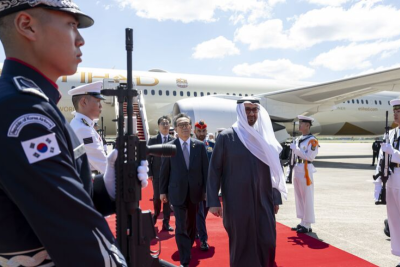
[237,97,260,104]
[0,0,94,28]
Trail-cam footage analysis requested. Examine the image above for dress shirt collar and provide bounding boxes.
[179,138,191,148]
[161,134,169,142]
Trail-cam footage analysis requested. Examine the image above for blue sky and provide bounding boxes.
[3,0,400,83]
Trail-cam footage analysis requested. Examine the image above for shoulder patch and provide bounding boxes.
[81,118,90,127]
[83,137,93,145]
[13,76,49,102]
[21,133,61,164]
[8,114,56,138]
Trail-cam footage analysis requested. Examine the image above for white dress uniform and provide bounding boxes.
[291,115,319,231]
[70,112,107,173]
[293,134,319,228]
[375,99,400,263]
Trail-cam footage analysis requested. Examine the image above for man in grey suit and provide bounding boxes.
[148,115,174,231]
[160,113,209,267]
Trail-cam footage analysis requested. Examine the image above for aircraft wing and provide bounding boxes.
[258,67,400,104]
[255,67,400,120]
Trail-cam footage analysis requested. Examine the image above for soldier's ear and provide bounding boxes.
[14,12,37,41]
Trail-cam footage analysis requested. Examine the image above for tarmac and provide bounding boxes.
[276,142,398,267]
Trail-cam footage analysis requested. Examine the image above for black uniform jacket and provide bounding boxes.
[147,134,175,197]
[0,59,125,266]
[159,138,209,206]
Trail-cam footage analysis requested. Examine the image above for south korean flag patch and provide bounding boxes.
[21,133,61,164]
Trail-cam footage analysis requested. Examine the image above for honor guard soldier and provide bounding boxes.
[290,115,319,234]
[0,1,130,266]
[69,81,107,174]
[376,99,400,267]
[194,120,213,251]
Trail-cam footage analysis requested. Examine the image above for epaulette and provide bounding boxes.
[81,118,90,127]
[13,76,49,102]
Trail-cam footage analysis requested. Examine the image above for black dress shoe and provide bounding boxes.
[291,224,301,231]
[384,219,390,237]
[200,241,209,251]
[296,225,311,233]
[162,224,173,232]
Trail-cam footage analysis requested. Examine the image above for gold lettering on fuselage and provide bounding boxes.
[88,73,110,83]
[358,107,378,111]
[136,77,159,86]
[58,106,75,112]
[60,72,159,86]
[337,107,346,110]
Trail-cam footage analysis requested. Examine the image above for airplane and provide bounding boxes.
[2,63,399,143]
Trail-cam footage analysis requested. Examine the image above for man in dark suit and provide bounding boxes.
[160,113,209,267]
[148,115,174,231]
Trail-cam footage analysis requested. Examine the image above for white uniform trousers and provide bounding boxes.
[293,164,315,225]
[387,167,400,256]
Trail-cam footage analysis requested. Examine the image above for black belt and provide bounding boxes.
[297,158,312,164]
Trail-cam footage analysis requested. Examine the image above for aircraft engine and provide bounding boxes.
[172,96,290,143]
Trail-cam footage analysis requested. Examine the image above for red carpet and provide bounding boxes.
[106,181,376,267]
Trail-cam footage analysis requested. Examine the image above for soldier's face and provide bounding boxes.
[394,109,400,124]
[33,9,84,79]
[83,96,102,120]
[194,128,207,141]
[299,121,310,133]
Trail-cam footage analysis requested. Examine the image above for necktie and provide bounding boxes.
[182,142,190,169]
[163,136,167,144]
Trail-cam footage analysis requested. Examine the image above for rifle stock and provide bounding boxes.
[101,28,177,267]
[373,111,390,205]
[286,122,296,184]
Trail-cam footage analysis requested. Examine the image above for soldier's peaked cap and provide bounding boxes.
[68,81,105,100]
[0,0,94,29]
[390,99,400,107]
[298,115,314,123]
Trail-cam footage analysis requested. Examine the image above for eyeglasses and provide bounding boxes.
[245,107,260,114]
[177,123,191,129]
[159,122,170,126]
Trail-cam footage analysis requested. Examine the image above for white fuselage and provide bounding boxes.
[1,64,395,137]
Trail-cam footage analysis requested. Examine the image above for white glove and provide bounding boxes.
[137,160,149,188]
[381,143,394,155]
[104,149,118,199]
[290,143,297,150]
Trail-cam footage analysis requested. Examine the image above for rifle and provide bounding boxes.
[286,122,296,184]
[101,28,177,267]
[373,111,390,205]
